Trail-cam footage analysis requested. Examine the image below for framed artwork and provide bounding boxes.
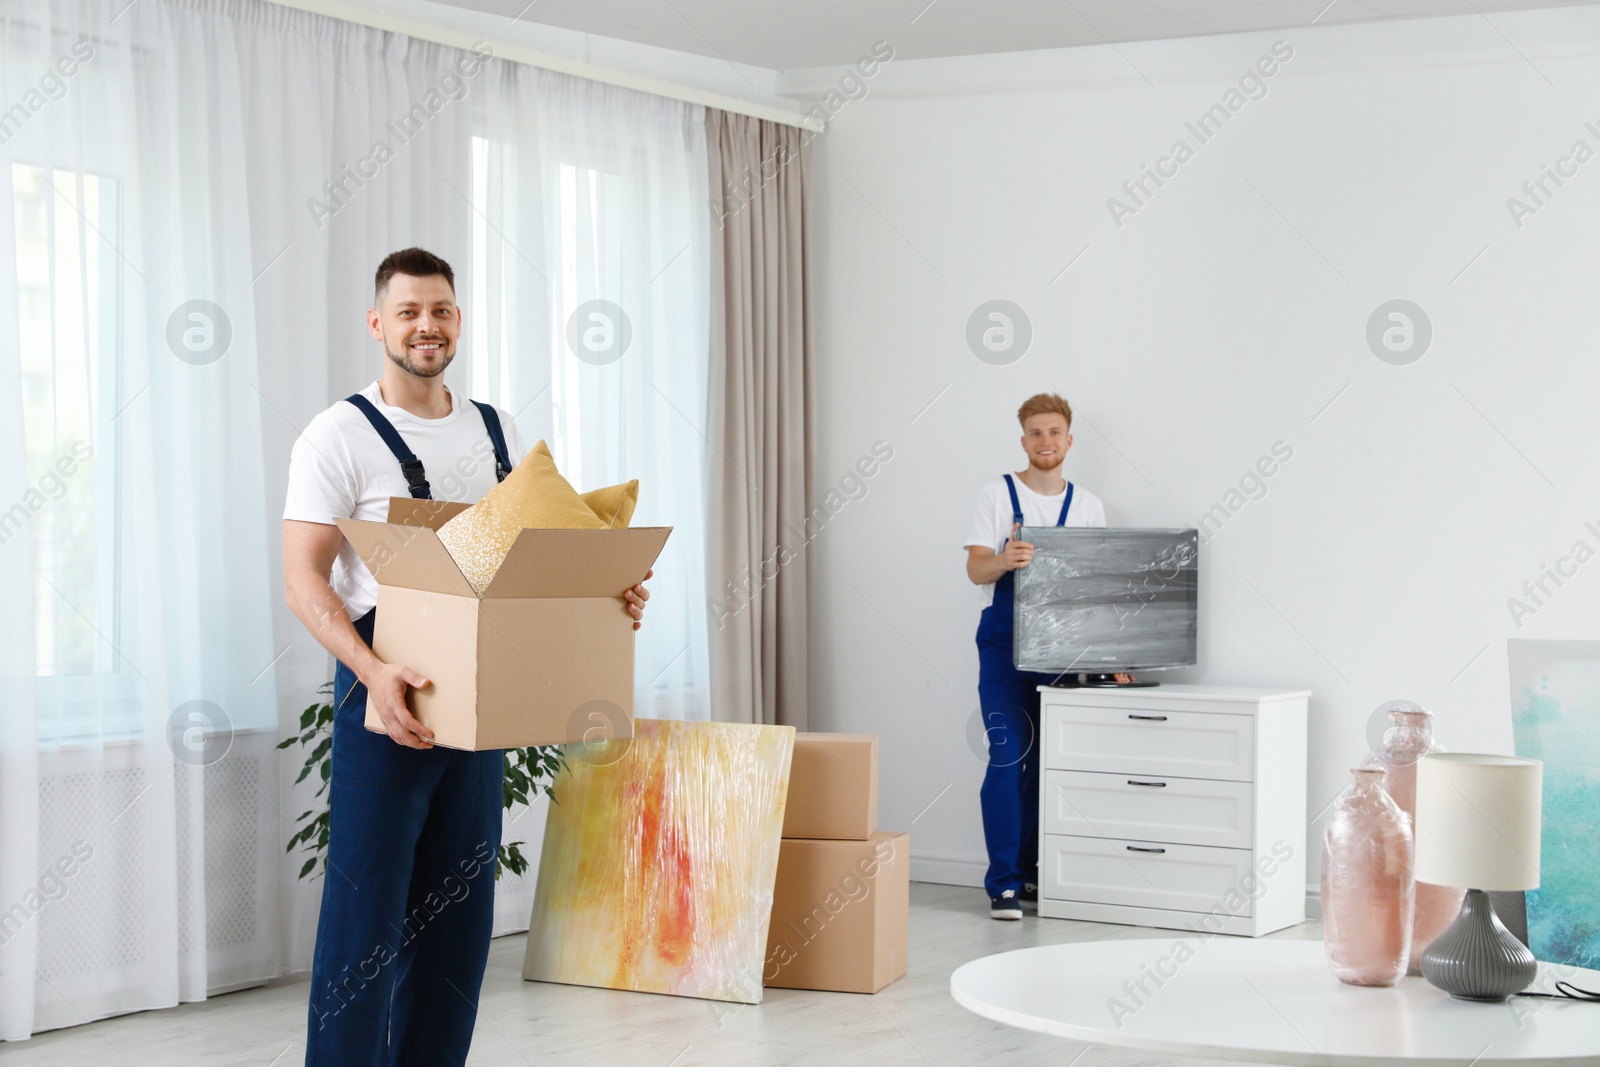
[1508,639,1600,969]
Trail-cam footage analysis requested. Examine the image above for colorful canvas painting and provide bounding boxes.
[523,718,795,1003]
[1508,639,1600,970]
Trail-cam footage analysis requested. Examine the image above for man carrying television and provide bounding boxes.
[962,392,1127,920]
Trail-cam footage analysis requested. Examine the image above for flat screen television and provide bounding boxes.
[1012,527,1198,683]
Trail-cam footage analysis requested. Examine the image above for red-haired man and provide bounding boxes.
[963,393,1121,919]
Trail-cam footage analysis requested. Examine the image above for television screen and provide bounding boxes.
[1012,527,1198,674]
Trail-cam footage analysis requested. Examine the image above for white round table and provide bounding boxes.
[950,939,1600,1066]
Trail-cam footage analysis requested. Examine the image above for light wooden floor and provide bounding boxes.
[0,883,1322,1066]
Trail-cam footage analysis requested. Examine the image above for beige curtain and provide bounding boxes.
[704,109,814,729]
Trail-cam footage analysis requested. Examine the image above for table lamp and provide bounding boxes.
[1413,753,1543,1001]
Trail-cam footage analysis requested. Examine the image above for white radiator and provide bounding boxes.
[33,729,280,1007]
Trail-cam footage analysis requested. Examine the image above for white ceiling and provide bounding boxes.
[426,0,1593,69]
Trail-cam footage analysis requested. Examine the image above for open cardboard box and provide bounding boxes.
[336,497,670,751]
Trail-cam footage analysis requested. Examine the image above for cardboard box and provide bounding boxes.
[763,831,908,993]
[781,733,878,840]
[335,497,669,751]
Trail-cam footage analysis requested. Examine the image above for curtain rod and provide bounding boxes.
[266,0,807,127]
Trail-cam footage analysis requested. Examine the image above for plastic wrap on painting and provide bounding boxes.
[1013,528,1199,673]
[523,719,795,1003]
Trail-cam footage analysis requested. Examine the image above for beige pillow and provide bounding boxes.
[529,440,639,528]
[437,440,607,593]
[581,480,639,529]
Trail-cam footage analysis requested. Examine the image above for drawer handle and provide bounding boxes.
[1126,779,1167,787]
[1128,714,1168,721]
[1125,845,1167,854]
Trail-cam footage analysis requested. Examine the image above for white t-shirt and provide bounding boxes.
[283,380,526,619]
[963,474,1107,609]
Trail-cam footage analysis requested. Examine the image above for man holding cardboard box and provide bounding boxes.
[282,248,650,1065]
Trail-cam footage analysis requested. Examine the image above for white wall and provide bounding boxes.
[803,8,1600,892]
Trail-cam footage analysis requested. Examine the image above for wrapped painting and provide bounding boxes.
[523,718,795,1003]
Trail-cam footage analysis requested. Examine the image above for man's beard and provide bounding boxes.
[1030,450,1065,472]
[383,333,455,378]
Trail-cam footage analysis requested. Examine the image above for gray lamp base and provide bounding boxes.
[1420,888,1537,1002]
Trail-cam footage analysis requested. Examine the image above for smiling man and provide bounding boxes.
[963,392,1108,920]
[282,248,649,1064]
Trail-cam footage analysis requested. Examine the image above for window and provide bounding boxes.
[13,164,119,682]
[466,130,710,719]
[468,136,514,407]
[550,160,625,485]
[465,137,630,486]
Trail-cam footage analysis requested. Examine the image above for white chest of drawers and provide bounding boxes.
[1036,684,1309,937]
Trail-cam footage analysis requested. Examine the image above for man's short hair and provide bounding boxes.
[374,247,455,305]
[1017,392,1072,430]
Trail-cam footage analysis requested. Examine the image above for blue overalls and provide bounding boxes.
[305,394,513,1067]
[975,473,1072,899]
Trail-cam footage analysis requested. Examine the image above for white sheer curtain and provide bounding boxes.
[1,0,281,1039]
[465,47,713,941]
[472,69,712,724]
[1,0,711,1040]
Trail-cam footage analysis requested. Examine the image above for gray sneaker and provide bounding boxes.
[990,890,1023,920]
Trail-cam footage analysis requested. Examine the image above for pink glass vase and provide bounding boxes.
[1362,704,1466,973]
[1322,768,1414,987]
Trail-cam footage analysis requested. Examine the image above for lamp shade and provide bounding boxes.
[1414,753,1541,891]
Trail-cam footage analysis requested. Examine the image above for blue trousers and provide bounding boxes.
[305,609,504,1067]
[976,603,1056,898]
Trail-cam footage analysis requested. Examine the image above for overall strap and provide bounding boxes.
[1002,474,1024,530]
[470,400,512,483]
[343,393,432,499]
[1056,482,1075,525]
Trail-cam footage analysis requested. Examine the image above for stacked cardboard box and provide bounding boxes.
[764,734,909,994]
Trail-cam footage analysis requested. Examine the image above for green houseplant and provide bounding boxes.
[279,682,565,880]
